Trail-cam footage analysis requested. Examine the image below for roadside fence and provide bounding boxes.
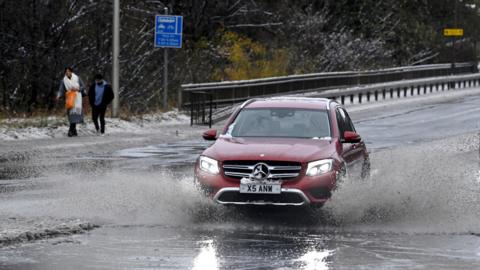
[182,62,479,126]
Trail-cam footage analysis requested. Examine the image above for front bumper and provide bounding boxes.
[195,167,337,206]
[213,187,310,206]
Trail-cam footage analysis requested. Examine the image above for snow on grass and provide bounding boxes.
[0,109,190,141]
[2,87,479,141]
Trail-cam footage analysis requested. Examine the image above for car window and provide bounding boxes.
[227,108,331,138]
[336,108,346,137]
[336,107,355,138]
[342,108,356,132]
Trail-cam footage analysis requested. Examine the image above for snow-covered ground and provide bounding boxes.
[0,110,190,141]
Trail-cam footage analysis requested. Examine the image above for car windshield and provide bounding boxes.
[226,108,331,138]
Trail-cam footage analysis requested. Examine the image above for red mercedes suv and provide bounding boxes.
[194,97,369,207]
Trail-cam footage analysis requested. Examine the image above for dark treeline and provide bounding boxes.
[1,0,479,115]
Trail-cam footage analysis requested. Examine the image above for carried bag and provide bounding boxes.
[65,90,77,110]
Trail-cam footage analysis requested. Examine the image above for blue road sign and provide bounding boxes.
[155,15,183,48]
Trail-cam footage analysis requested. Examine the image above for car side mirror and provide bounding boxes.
[343,131,361,143]
[202,129,217,141]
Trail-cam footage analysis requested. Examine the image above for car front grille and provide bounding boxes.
[222,160,302,180]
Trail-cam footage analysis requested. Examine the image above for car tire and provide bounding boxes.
[360,158,371,180]
[309,203,324,210]
[334,165,347,190]
[193,176,212,196]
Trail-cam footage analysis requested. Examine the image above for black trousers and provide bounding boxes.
[68,123,77,137]
[92,105,107,133]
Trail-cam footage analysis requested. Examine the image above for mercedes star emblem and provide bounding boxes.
[252,163,269,180]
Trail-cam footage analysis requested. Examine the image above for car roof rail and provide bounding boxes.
[242,96,338,109]
[327,99,338,110]
[240,98,259,108]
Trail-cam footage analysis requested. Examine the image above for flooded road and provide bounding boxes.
[3,225,479,269]
[1,94,479,269]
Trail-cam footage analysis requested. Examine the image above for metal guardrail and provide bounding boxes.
[182,62,478,125]
[298,73,480,102]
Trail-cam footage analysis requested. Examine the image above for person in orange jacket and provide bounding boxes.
[56,67,86,137]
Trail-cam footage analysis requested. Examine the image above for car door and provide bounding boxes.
[336,107,366,177]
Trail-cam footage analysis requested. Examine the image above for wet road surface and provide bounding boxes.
[0,93,479,269]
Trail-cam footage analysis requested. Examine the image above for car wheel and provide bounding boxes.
[360,158,371,180]
[335,165,347,189]
[193,176,213,196]
[309,203,324,210]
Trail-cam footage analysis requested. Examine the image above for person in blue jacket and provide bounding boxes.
[88,74,114,135]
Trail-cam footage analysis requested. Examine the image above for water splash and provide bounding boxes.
[326,133,480,234]
[1,134,478,236]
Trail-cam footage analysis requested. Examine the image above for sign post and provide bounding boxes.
[155,11,183,110]
[443,28,464,75]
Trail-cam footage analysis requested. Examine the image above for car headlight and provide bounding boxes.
[306,159,333,176]
[199,156,220,175]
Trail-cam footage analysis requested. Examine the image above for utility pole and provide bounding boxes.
[112,0,120,117]
[452,0,458,73]
[163,7,168,110]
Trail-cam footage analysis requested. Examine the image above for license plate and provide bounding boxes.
[239,178,281,194]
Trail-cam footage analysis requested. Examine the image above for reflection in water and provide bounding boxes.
[190,235,333,270]
[296,249,332,270]
[192,240,218,270]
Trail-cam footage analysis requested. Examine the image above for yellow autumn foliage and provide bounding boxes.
[213,31,289,81]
